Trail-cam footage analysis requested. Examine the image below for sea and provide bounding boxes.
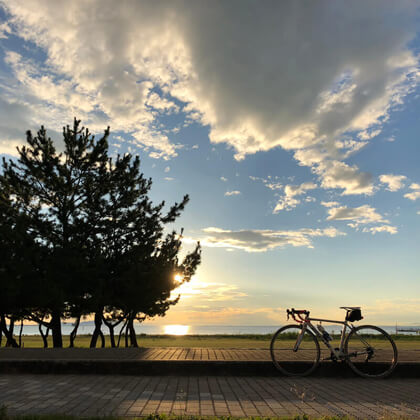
[9,321,420,336]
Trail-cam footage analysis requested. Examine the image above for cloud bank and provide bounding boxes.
[0,0,418,198]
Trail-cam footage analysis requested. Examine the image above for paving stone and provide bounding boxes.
[0,373,420,418]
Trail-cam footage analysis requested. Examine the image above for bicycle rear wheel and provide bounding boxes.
[344,325,398,378]
[270,324,320,376]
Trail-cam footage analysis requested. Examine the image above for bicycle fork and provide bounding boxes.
[293,324,307,352]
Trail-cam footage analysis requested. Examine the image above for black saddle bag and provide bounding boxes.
[346,309,363,322]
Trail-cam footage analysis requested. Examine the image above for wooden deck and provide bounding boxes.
[1,347,419,361]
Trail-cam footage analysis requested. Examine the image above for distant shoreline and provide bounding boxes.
[4,322,420,336]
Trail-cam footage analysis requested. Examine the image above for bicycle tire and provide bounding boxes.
[344,325,398,378]
[270,324,320,376]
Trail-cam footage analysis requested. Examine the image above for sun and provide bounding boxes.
[164,325,189,335]
[174,273,183,283]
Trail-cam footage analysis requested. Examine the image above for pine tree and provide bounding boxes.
[0,119,201,348]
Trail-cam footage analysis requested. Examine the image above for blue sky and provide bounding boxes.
[0,1,419,325]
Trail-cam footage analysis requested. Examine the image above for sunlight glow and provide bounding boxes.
[171,275,204,298]
[174,273,183,283]
[164,325,190,335]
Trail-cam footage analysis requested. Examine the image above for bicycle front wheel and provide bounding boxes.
[344,325,398,378]
[270,324,320,376]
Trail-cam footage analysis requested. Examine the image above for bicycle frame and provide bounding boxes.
[292,312,357,360]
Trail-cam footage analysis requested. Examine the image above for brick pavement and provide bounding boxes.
[0,374,419,418]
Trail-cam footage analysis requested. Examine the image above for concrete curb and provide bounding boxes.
[0,359,418,377]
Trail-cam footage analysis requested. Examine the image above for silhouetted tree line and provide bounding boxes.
[0,119,201,348]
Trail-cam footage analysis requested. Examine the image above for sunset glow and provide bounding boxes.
[164,325,189,335]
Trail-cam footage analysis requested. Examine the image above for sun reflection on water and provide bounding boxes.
[163,325,190,335]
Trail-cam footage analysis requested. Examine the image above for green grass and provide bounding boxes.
[2,333,420,349]
[3,334,273,349]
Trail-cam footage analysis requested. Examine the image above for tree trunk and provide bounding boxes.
[6,317,14,347]
[102,317,123,348]
[90,310,103,348]
[108,325,115,348]
[0,314,18,348]
[117,318,128,348]
[99,330,105,348]
[50,310,63,348]
[124,321,129,347]
[39,324,49,348]
[18,319,24,348]
[69,316,81,348]
[128,317,138,348]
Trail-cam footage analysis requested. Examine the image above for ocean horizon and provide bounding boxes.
[9,321,420,336]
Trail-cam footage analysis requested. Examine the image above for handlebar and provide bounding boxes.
[287,308,310,323]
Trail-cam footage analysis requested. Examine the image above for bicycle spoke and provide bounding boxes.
[345,325,397,378]
[270,325,320,376]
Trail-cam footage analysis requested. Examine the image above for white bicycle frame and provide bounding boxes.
[297,316,365,360]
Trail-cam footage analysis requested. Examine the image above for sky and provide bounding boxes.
[0,0,419,326]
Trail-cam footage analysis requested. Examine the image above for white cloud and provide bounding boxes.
[314,160,374,195]
[164,166,170,173]
[249,175,282,190]
[164,177,174,181]
[0,21,11,39]
[224,190,241,196]
[273,182,317,212]
[146,92,179,114]
[326,204,397,234]
[0,1,418,186]
[326,205,388,225]
[362,225,398,235]
[321,201,340,208]
[379,174,407,191]
[220,176,228,182]
[184,226,345,252]
[335,138,368,158]
[404,183,420,201]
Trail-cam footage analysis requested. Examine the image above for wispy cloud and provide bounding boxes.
[321,201,340,208]
[173,279,247,302]
[327,205,388,225]
[224,190,241,196]
[404,183,420,201]
[362,225,397,235]
[326,204,397,234]
[273,182,317,212]
[184,226,345,252]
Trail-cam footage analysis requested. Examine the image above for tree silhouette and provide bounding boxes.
[0,119,201,348]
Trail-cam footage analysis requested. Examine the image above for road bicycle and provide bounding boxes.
[270,307,398,378]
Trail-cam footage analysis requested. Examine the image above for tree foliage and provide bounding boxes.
[0,119,201,348]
